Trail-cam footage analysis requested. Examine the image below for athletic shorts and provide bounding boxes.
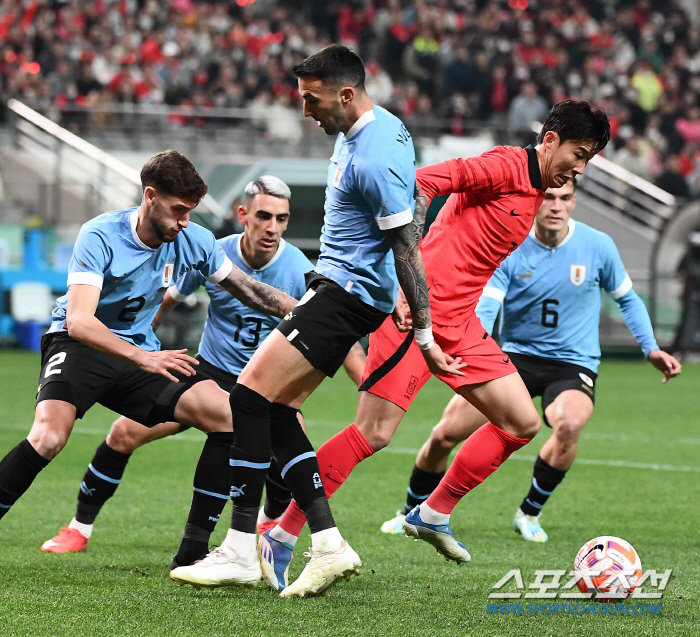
[509,352,596,426]
[360,315,517,411]
[36,332,213,427]
[276,272,388,378]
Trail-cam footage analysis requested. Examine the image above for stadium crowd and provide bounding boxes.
[1,0,699,196]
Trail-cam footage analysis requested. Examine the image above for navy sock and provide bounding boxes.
[0,439,49,520]
[520,455,567,516]
[75,440,131,524]
[403,465,445,515]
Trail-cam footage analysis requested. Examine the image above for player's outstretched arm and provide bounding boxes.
[648,350,682,383]
[66,284,198,382]
[219,264,297,318]
[383,189,465,377]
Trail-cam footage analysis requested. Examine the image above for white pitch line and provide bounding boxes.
[383,448,700,473]
[2,424,698,473]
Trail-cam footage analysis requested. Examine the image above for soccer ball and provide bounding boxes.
[573,536,642,602]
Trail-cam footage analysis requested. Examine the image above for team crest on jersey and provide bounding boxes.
[570,263,586,286]
[579,372,594,387]
[333,166,342,187]
[162,262,175,287]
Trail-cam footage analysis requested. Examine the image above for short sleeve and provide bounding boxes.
[417,148,522,200]
[600,235,632,299]
[67,227,111,289]
[195,230,233,283]
[170,269,205,302]
[354,158,414,230]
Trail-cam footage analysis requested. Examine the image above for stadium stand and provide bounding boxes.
[0,0,699,194]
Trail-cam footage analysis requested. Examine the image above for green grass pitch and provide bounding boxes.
[0,351,698,636]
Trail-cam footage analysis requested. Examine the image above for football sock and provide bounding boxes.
[0,439,50,520]
[416,503,450,525]
[228,384,272,534]
[520,455,567,517]
[277,424,374,539]
[425,423,531,515]
[75,440,131,524]
[222,527,257,561]
[68,518,93,539]
[403,466,445,515]
[310,526,342,553]
[173,432,233,565]
[263,459,292,520]
[269,403,335,534]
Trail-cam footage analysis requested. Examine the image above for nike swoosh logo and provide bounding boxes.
[503,357,510,364]
[509,210,520,216]
[491,462,501,468]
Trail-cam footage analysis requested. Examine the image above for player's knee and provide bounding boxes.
[429,423,460,453]
[356,420,394,452]
[106,418,144,454]
[553,417,585,446]
[27,421,69,460]
[515,411,542,440]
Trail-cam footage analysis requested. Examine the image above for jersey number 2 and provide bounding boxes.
[541,299,559,328]
[117,296,146,323]
[45,352,66,378]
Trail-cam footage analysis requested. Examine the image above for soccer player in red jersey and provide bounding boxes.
[259,100,611,587]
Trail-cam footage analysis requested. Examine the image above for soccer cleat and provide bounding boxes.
[256,507,284,537]
[169,545,261,589]
[402,506,471,563]
[40,526,89,554]
[380,510,407,535]
[258,529,294,591]
[513,508,548,542]
[280,540,361,598]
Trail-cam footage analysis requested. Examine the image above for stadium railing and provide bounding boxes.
[4,99,226,229]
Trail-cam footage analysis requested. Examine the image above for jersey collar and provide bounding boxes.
[529,218,576,248]
[345,108,376,140]
[525,145,543,190]
[236,234,287,272]
[129,209,156,251]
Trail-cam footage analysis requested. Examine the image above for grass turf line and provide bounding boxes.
[0,351,697,636]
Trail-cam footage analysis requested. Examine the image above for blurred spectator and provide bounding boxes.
[614,135,653,181]
[508,81,549,145]
[656,155,692,198]
[0,0,697,194]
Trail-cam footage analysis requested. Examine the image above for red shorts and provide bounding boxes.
[360,315,517,411]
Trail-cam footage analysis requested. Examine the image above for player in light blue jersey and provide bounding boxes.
[0,153,298,539]
[381,178,681,541]
[172,44,463,598]
[40,176,365,563]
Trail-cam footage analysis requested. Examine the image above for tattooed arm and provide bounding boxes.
[382,187,431,331]
[219,265,297,318]
[382,187,464,376]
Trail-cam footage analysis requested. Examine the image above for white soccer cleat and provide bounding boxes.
[280,540,361,598]
[380,510,407,534]
[169,545,261,589]
[513,508,548,543]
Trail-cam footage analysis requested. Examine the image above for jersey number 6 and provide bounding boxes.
[541,299,559,328]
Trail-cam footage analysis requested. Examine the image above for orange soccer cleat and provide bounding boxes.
[41,526,89,553]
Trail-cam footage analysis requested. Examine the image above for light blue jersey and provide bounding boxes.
[172,235,314,376]
[476,219,658,373]
[315,105,416,313]
[50,207,231,351]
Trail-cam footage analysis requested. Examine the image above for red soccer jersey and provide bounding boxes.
[418,145,545,326]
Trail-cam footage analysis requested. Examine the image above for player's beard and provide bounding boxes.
[149,202,178,243]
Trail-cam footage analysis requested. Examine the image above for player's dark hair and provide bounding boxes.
[538,100,610,154]
[140,150,208,202]
[292,44,365,90]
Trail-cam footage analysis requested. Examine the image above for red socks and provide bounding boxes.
[278,424,374,537]
[425,422,531,515]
